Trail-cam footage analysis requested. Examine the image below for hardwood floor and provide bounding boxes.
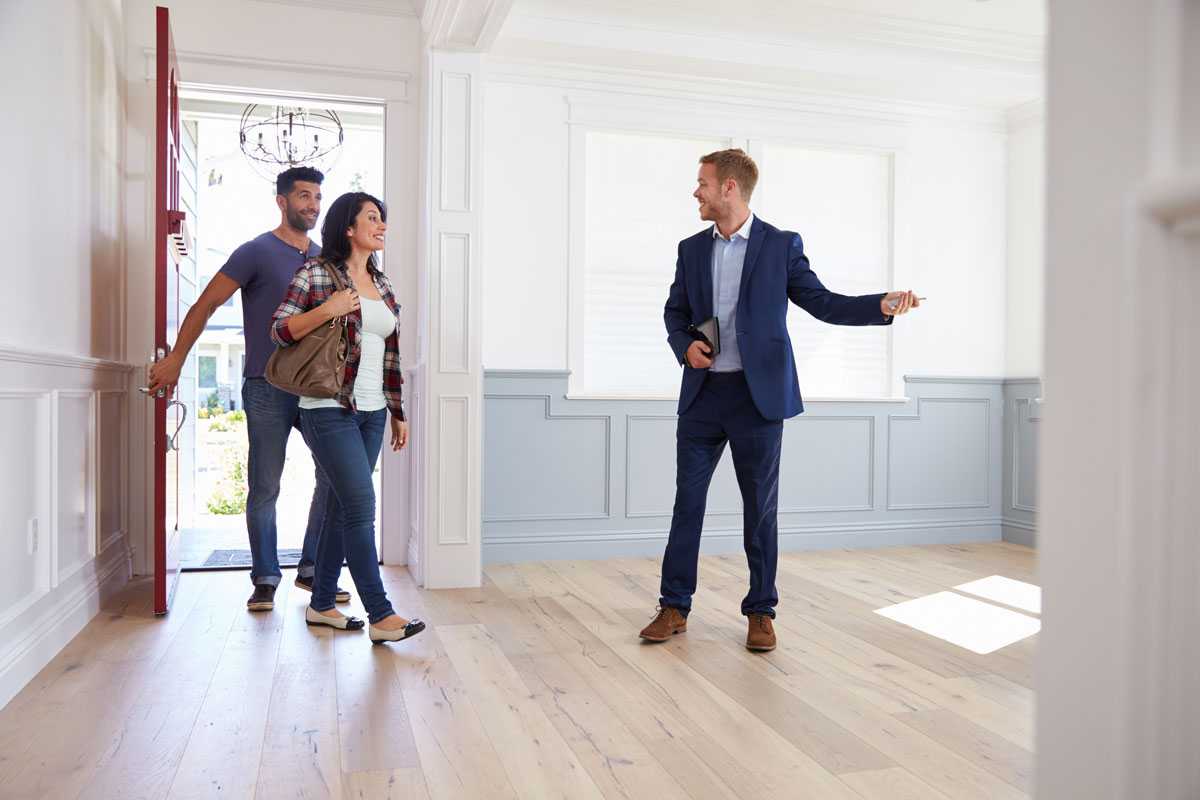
[0,543,1036,799]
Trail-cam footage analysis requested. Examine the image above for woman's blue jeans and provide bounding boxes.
[298,407,396,624]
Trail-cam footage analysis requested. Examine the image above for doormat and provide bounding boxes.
[201,549,303,568]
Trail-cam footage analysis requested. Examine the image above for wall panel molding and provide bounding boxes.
[886,396,992,511]
[438,232,471,373]
[0,540,128,711]
[51,391,96,588]
[1002,379,1041,545]
[0,359,130,711]
[0,345,133,374]
[439,72,473,211]
[1011,397,1040,512]
[437,395,472,546]
[483,371,1027,562]
[484,394,611,522]
[97,391,128,555]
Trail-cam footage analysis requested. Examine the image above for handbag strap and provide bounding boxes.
[314,259,351,328]
[321,258,347,293]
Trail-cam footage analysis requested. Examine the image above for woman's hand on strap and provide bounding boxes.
[324,288,360,318]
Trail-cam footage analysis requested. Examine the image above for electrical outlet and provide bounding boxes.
[27,518,38,555]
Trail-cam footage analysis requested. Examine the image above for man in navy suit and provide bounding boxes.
[639,149,920,651]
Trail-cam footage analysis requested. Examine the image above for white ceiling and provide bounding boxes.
[266,0,1046,109]
[494,0,1047,111]
[512,0,1045,39]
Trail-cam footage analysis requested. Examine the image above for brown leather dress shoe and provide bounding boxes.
[639,606,688,642]
[746,614,776,651]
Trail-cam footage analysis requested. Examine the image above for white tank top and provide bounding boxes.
[299,297,394,412]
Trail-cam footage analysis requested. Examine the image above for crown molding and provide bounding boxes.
[492,11,1042,112]
[821,6,1044,64]
[142,48,411,101]
[422,0,515,51]
[247,0,418,17]
[506,2,1044,66]
[487,57,1008,132]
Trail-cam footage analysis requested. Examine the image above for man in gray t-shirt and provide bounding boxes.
[148,167,350,612]
[219,231,320,378]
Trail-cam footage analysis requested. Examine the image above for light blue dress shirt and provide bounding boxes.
[709,212,754,373]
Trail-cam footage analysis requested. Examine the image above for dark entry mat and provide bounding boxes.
[201,548,302,568]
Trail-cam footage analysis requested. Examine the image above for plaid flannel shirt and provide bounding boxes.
[271,257,405,421]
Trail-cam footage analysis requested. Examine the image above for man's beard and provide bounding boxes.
[286,205,316,232]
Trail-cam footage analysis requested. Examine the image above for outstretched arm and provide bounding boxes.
[146,272,240,397]
[786,233,894,326]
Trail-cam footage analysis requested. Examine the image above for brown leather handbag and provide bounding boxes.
[265,261,349,399]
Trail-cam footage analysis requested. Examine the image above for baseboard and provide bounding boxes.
[483,518,1003,564]
[1002,517,1038,547]
[0,538,130,711]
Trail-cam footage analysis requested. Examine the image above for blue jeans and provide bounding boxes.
[298,407,395,623]
[242,378,330,586]
[659,371,782,617]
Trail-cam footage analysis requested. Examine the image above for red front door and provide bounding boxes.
[153,5,186,614]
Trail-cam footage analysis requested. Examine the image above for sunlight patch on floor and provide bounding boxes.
[955,575,1042,614]
[874,590,1041,655]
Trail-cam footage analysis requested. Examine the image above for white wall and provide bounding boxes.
[0,0,132,710]
[1006,108,1046,377]
[482,70,1012,393]
[482,81,570,371]
[1,0,126,360]
[121,0,423,576]
[894,119,1009,388]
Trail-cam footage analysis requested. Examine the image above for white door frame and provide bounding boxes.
[1039,0,1200,796]
[126,51,418,575]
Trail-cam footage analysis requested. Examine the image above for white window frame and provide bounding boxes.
[564,95,909,401]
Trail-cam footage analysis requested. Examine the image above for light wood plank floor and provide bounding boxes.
[0,543,1036,799]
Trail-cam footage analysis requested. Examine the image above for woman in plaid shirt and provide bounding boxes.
[271,192,425,645]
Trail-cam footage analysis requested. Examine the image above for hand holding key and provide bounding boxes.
[882,291,924,316]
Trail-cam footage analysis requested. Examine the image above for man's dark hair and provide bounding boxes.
[320,192,387,272]
[276,166,325,196]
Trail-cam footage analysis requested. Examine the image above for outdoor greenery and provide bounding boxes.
[204,410,249,515]
[203,389,222,414]
[206,452,247,515]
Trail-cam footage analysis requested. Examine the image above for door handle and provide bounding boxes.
[138,346,171,398]
[166,400,188,452]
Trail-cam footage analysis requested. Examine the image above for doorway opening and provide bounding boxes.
[174,87,386,573]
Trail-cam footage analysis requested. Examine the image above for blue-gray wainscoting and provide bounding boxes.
[483,371,1040,563]
[1002,378,1041,547]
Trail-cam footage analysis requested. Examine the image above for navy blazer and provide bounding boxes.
[664,217,892,421]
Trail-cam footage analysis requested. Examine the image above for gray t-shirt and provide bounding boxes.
[219,231,321,378]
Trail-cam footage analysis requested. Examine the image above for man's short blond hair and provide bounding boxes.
[699,148,759,201]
